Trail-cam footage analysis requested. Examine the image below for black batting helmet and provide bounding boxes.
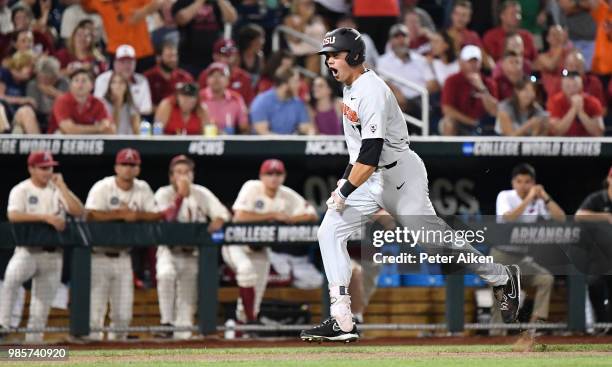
[318,27,365,66]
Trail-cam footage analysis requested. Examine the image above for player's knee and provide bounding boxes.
[317,217,336,243]
[156,268,176,283]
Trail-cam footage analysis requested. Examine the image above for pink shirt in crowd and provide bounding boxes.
[200,88,248,134]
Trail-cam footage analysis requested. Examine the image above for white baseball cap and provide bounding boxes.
[460,45,482,61]
[115,44,136,60]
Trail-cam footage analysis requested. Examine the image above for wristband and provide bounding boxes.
[338,180,357,199]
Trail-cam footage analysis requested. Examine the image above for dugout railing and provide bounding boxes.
[0,221,602,337]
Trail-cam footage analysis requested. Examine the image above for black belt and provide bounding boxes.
[172,247,194,254]
[377,161,397,171]
[104,252,121,258]
[42,246,57,252]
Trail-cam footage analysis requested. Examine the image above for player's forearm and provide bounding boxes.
[290,213,318,223]
[575,209,612,221]
[347,163,376,188]
[233,211,275,223]
[137,211,165,221]
[7,212,50,223]
[86,210,127,222]
[547,200,567,222]
[59,188,85,217]
[502,200,532,222]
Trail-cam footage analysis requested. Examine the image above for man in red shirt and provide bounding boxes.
[447,1,484,54]
[48,69,114,134]
[483,1,537,62]
[144,40,193,109]
[547,70,604,136]
[197,39,254,105]
[493,51,525,100]
[547,50,607,113]
[441,45,498,135]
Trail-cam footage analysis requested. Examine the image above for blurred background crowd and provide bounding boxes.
[0,0,610,136]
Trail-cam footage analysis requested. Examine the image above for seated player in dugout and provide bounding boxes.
[222,159,318,331]
[84,148,184,341]
[154,155,231,340]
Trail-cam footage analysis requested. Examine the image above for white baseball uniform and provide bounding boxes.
[318,69,509,328]
[85,176,157,341]
[155,184,230,339]
[222,180,317,322]
[0,179,66,343]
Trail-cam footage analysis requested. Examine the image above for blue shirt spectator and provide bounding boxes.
[250,68,313,135]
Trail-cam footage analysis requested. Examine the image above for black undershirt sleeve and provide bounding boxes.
[342,164,353,180]
[356,138,384,167]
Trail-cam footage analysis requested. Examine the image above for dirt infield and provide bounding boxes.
[63,335,612,350]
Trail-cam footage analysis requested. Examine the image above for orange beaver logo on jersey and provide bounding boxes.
[342,103,359,124]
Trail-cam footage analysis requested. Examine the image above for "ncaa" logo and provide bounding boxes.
[322,36,335,45]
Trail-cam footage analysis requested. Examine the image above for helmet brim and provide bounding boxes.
[317,46,346,55]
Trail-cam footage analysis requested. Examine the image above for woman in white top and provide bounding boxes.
[102,73,140,135]
[428,30,460,89]
[495,77,548,136]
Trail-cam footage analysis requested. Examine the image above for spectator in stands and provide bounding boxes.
[47,69,114,134]
[547,69,604,136]
[496,77,549,136]
[26,56,69,133]
[0,104,9,132]
[94,44,153,116]
[309,76,342,135]
[283,0,327,73]
[10,30,36,56]
[483,1,537,62]
[197,39,255,105]
[591,0,612,80]
[493,51,525,100]
[576,166,612,329]
[101,73,140,135]
[171,0,237,77]
[233,0,289,54]
[428,30,460,90]
[557,0,597,71]
[515,0,548,48]
[150,0,179,51]
[236,23,266,85]
[353,0,400,53]
[0,0,13,34]
[54,19,108,78]
[0,51,39,134]
[536,25,572,98]
[200,62,249,135]
[82,0,161,72]
[256,50,310,102]
[403,0,436,32]
[7,5,54,57]
[493,163,562,333]
[447,0,484,54]
[336,16,379,68]
[155,82,210,135]
[403,8,433,56]
[561,51,607,111]
[377,24,436,116]
[492,33,534,78]
[440,45,498,135]
[250,68,313,135]
[144,40,193,109]
[59,1,105,45]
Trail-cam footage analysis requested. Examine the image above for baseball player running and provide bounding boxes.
[0,151,84,343]
[222,159,318,330]
[155,155,231,339]
[85,148,165,341]
[300,28,521,343]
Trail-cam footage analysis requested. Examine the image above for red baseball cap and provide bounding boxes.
[213,39,237,55]
[116,148,141,165]
[260,159,285,175]
[28,151,59,167]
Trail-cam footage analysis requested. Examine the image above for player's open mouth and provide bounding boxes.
[329,67,338,78]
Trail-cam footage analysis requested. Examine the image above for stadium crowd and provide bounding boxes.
[0,0,610,136]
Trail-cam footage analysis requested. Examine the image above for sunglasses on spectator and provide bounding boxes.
[263,171,284,176]
[561,69,580,78]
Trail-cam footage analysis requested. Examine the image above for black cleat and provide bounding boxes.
[300,317,359,343]
[153,323,173,339]
[493,265,521,323]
